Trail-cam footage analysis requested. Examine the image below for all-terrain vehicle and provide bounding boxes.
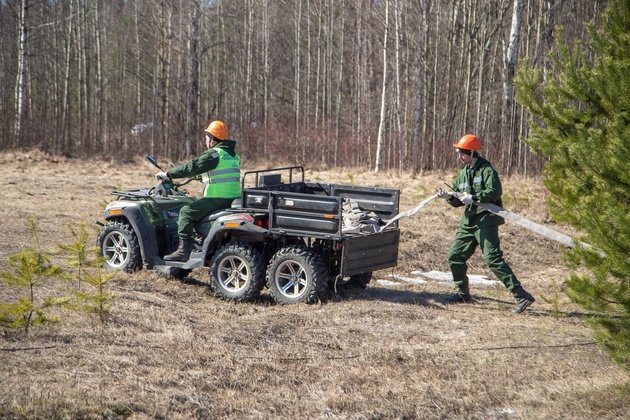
[97,155,401,304]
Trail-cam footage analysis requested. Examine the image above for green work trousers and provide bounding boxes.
[177,197,235,240]
[447,222,520,291]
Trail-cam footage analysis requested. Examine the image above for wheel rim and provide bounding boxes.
[102,231,130,268]
[274,260,308,298]
[217,256,250,292]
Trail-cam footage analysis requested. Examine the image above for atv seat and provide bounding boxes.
[194,198,242,238]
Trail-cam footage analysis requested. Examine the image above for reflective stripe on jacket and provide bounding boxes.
[201,147,241,198]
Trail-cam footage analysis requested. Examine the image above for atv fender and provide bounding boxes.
[181,214,267,270]
[106,206,161,269]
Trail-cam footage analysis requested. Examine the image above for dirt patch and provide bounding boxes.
[1,151,628,418]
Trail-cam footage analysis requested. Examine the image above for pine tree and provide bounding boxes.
[58,223,115,322]
[515,0,629,366]
[0,220,65,333]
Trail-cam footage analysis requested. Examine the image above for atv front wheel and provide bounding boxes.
[266,246,327,304]
[97,221,142,272]
[209,242,265,302]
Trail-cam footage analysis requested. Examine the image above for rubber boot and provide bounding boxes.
[446,284,471,304]
[511,285,535,313]
[164,239,193,262]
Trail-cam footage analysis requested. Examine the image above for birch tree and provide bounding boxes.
[14,0,29,143]
[503,0,524,173]
[157,1,173,153]
[186,0,201,157]
[374,0,389,173]
[294,0,302,162]
[412,0,427,172]
[334,0,345,166]
[503,0,524,109]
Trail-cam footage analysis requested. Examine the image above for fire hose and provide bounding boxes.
[380,191,597,253]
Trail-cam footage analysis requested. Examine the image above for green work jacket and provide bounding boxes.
[446,156,504,227]
[169,140,241,199]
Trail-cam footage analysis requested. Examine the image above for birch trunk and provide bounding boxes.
[394,0,402,171]
[413,0,427,172]
[245,0,253,123]
[294,0,302,162]
[262,0,269,156]
[503,0,524,109]
[374,0,389,173]
[503,0,524,173]
[14,0,29,144]
[94,0,105,151]
[305,0,311,138]
[462,0,474,131]
[334,0,345,166]
[78,3,87,152]
[134,2,141,119]
[430,0,440,170]
[61,0,74,151]
[187,0,201,157]
[157,1,173,154]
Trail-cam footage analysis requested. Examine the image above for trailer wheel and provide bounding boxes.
[266,246,327,304]
[209,242,265,302]
[97,221,142,273]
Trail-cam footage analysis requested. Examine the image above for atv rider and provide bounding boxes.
[156,120,241,261]
[436,134,535,313]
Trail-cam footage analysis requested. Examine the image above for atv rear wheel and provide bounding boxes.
[209,242,265,302]
[97,221,142,272]
[266,246,327,304]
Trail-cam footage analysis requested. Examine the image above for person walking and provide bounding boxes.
[156,120,241,262]
[436,134,535,313]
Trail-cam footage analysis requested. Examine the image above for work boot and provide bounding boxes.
[511,285,535,313]
[446,284,471,304]
[164,239,193,262]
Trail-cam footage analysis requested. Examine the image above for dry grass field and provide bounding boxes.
[1,150,628,419]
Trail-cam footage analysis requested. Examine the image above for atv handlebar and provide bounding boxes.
[146,154,165,171]
[144,153,201,196]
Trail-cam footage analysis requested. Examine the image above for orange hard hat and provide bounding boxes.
[453,134,482,151]
[204,120,228,141]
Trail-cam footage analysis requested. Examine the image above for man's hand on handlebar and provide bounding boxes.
[156,171,170,180]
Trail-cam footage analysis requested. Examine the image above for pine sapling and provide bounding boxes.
[0,219,66,333]
[58,223,93,290]
[58,223,115,322]
[71,256,115,322]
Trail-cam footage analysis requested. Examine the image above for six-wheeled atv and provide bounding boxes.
[97,155,401,304]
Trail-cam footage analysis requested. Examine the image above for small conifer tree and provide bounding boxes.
[515,0,629,366]
[0,220,65,333]
[58,223,94,289]
[58,223,115,322]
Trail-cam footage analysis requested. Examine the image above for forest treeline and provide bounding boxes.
[0,0,605,173]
